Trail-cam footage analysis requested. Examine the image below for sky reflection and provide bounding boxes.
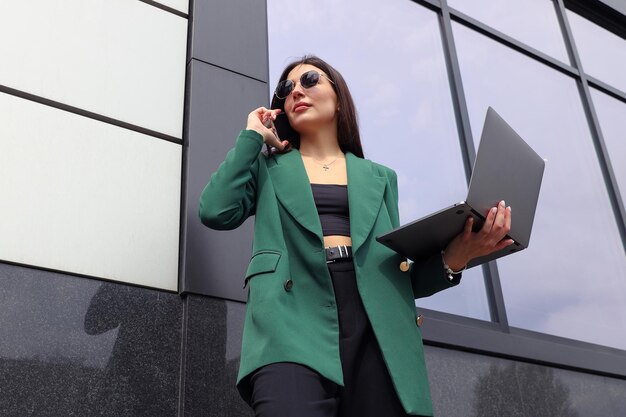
[454,21,626,350]
[267,0,490,320]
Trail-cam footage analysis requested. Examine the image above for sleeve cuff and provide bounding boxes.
[240,129,264,145]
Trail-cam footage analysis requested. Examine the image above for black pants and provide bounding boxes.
[248,259,412,417]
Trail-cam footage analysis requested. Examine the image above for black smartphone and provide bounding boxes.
[263,117,280,140]
[272,113,296,143]
[263,113,295,144]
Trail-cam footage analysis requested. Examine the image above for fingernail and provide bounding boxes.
[491,207,497,213]
[500,200,505,206]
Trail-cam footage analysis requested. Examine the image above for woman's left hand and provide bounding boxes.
[443,200,513,271]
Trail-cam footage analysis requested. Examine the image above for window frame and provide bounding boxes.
[254,0,626,379]
[412,0,626,379]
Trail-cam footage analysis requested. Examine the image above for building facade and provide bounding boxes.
[1,0,626,415]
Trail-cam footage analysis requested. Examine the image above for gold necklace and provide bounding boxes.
[301,153,343,171]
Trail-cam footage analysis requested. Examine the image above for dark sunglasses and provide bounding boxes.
[274,70,335,99]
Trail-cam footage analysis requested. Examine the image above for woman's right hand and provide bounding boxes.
[246,107,289,150]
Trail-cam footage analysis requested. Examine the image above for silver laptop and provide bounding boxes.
[376,107,545,269]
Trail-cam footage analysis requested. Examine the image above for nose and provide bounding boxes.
[290,80,305,98]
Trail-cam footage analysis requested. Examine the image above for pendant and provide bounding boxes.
[322,165,330,171]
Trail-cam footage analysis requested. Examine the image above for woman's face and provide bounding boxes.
[283,64,339,135]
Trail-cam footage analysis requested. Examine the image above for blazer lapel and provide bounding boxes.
[268,150,387,252]
[346,153,386,254]
[268,150,324,243]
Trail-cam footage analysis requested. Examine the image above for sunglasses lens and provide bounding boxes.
[275,80,293,99]
[274,71,324,98]
[301,71,320,88]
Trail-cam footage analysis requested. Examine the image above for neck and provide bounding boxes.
[298,125,342,158]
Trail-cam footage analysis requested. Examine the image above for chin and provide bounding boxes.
[287,115,313,131]
[289,114,334,132]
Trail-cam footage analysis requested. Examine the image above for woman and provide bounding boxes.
[199,56,512,417]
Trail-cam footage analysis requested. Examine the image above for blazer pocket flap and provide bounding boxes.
[245,251,281,282]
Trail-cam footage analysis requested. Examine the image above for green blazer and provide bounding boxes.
[199,130,460,416]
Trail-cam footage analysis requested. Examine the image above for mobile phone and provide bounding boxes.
[264,112,296,146]
[263,116,280,141]
[272,113,293,141]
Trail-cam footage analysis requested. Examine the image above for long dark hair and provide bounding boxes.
[269,55,364,158]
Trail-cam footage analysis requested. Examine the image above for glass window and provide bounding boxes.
[567,10,626,93]
[590,88,626,207]
[267,0,490,320]
[447,0,570,64]
[453,21,626,350]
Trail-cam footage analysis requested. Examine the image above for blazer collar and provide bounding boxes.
[345,152,386,253]
[268,149,322,243]
[268,149,387,253]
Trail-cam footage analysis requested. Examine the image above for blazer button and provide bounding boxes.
[284,279,293,292]
[399,261,410,272]
[416,315,424,327]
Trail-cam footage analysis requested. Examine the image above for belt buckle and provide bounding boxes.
[326,245,350,263]
[326,246,336,264]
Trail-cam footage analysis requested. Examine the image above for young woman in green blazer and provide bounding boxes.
[199,56,512,417]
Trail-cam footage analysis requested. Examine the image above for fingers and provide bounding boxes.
[268,137,290,151]
[454,202,514,263]
[483,200,508,229]
[247,107,268,131]
[264,129,289,151]
[478,200,512,247]
[482,204,497,234]
[261,107,282,120]
[493,200,507,228]
[262,128,282,148]
[496,202,511,236]
[505,205,511,231]
[490,201,510,241]
[463,216,473,237]
[249,107,281,127]
[246,107,287,148]
[258,108,281,126]
[490,238,515,254]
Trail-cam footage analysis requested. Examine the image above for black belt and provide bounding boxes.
[325,245,352,263]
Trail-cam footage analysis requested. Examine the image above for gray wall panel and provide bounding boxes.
[182,60,268,300]
[191,0,269,82]
[182,296,251,416]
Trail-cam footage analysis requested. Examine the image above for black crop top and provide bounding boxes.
[310,184,351,237]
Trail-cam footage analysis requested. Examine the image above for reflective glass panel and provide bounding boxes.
[447,0,569,64]
[590,88,626,207]
[567,10,626,93]
[267,0,490,320]
[453,21,626,350]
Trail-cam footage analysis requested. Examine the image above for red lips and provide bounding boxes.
[293,101,311,112]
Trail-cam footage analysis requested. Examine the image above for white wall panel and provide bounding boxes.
[154,0,189,14]
[0,0,187,138]
[0,93,182,291]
